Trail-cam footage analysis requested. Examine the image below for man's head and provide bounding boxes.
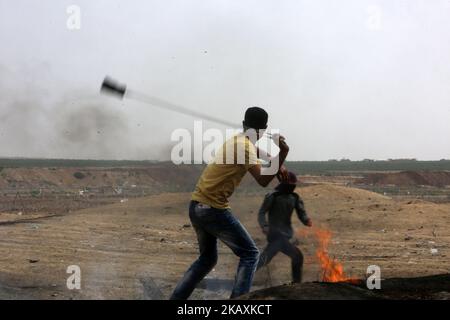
[243,107,268,130]
[275,171,298,193]
[243,107,268,141]
[286,171,298,185]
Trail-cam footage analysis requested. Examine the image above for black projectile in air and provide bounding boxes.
[100,76,127,99]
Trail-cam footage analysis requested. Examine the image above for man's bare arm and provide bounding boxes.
[249,135,289,187]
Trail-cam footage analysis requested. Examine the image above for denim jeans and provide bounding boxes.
[256,231,304,283]
[170,201,260,299]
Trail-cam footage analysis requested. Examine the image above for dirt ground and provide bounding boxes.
[0,183,448,299]
[241,273,450,300]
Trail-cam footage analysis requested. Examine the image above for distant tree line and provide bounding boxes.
[287,159,450,174]
[0,158,449,173]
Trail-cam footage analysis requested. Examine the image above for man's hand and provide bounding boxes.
[248,134,289,187]
[305,219,312,227]
[273,134,289,155]
[277,165,289,183]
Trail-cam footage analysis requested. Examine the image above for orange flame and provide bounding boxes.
[298,227,360,283]
[315,228,348,282]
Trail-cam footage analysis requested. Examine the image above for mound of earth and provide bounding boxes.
[358,171,450,187]
[297,184,389,202]
[0,164,204,191]
[240,274,450,300]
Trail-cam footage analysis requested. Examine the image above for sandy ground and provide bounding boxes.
[0,184,449,299]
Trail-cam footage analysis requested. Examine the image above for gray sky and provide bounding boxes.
[1,0,450,160]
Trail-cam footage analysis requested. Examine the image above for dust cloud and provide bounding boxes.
[0,64,174,160]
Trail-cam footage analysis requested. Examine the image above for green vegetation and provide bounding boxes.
[73,172,86,179]
[30,190,41,197]
[0,158,450,173]
[287,159,450,174]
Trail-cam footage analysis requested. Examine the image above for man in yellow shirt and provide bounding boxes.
[170,107,289,299]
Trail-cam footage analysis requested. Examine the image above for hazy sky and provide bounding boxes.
[1,0,450,160]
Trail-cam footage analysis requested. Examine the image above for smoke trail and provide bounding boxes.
[0,68,175,160]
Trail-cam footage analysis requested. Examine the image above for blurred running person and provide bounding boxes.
[256,172,312,283]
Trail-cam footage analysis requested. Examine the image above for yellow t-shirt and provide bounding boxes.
[191,134,260,209]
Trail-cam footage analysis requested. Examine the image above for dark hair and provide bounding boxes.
[243,107,268,130]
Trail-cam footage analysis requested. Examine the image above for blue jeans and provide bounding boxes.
[170,201,260,299]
